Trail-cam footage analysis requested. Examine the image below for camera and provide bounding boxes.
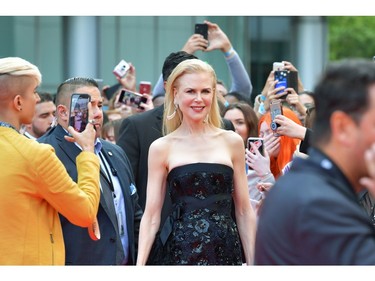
[274,70,298,96]
[118,89,147,109]
[195,23,208,40]
[113,59,130,78]
[69,93,91,133]
[270,100,283,136]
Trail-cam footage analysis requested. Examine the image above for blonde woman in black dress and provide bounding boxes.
[137,59,256,265]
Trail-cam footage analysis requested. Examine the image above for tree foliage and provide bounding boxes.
[329,16,375,61]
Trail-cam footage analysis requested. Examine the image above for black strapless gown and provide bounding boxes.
[153,163,243,265]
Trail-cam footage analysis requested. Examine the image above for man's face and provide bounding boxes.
[27,100,56,138]
[352,85,375,181]
[216,83,227,98]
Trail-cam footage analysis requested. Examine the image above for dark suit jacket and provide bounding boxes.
[117,105,164,212]
[38,124,143,265]
[255,148,375,265]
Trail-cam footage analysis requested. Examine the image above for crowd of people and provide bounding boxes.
[2,19,375,266]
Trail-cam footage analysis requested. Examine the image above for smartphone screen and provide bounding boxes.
[118,90,147,108]
[195,23,208,40]
[139,81,151,95]
[247,137,264,156]
[69,93,91,133]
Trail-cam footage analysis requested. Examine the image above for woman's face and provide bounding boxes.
[174,72,214,123]
[259,120,280,158]
[224,108,248,145]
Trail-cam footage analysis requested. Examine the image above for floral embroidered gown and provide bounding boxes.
[155,163,243,265]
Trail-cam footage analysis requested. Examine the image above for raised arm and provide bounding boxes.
[205,20,252,100]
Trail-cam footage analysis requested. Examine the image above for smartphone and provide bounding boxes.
[247,137,264,156]
[103,83,121,100]
[118,89,147,109]
[274,70,288,95]
[113,59,130,78]
[273,62,284,71]
[275,70,299,96]
[69,93,91,133]
[270,100,283,136]
[195,23,208,40]
[139,81,152,95]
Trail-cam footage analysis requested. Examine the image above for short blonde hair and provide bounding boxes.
[163,59,222,135]
[0,57,41,84]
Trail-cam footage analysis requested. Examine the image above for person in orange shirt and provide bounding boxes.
[0,57,100,265]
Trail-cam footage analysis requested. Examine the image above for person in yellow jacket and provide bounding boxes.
[0,57,100,265]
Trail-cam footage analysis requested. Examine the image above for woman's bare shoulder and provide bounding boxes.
[220,128,243,144]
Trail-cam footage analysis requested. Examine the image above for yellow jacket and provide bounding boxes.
[0,127,100,265]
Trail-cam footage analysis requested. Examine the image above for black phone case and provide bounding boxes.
[103,83,121,100]
[195,23,208,40]
[274,70,298,95]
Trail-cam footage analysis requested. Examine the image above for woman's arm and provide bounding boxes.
[230,133,257,265]
[136,139,168,265]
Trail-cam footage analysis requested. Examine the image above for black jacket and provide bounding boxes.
[255,148,375,265]
[38,124,143,265]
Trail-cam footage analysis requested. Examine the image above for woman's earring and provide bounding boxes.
[167,104,178,120]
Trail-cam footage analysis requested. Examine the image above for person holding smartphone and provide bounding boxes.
[255,59,375,265]
[0,57,100,265]
[152,20,253,104]
[38,77,143,265]
[222,102,274,214]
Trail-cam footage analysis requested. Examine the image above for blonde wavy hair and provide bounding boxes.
[163,59,222,135]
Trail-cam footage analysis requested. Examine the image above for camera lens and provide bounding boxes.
[270,122,278,131]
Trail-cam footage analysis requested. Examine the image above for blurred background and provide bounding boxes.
[1,16,374,104]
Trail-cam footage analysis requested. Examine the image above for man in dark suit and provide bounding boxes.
[38,77,143,265]
[255,59,375,265]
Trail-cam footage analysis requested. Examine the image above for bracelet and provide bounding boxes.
[260,94,266,102]
[224,47,234,58]
[258,102,266,115]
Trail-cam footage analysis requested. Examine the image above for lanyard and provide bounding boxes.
[98,152,116,196]
[0,121,18,133]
